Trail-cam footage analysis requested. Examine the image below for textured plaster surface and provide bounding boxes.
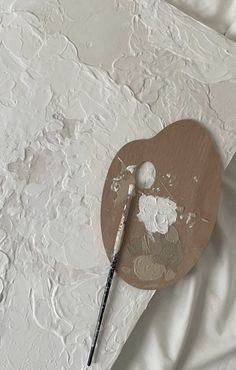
[0,1,235,369]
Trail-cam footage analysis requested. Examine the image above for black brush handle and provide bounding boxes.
[87,253,118,367]
[87,184,135,367]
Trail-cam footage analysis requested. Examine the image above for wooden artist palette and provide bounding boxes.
[101,120,221,290]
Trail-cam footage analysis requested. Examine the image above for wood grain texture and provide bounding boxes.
[101,120,221,290]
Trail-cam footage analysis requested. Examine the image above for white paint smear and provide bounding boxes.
[136,161,156,189]
[138,194,177,234]
[126,165,137,174]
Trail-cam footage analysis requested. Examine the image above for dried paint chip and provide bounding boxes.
[201,218,209,223]
[126,165,137,174]
[186,212,197,225]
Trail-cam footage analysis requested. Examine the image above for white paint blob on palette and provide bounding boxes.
[137,194,177,234]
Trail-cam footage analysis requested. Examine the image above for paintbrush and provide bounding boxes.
[87,183,136,367]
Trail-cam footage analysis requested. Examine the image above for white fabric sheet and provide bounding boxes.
[168,0,236,41]
[113,2,236,369]
[113,153,236,370]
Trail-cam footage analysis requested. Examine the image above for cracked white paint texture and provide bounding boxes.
[0,1,236,370]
